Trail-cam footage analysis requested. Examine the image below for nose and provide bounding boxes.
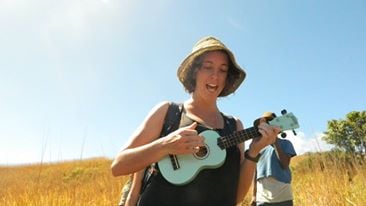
[209,69,219,79]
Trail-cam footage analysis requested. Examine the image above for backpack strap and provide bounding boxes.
[160,102,183,137]
[222,113,237,133]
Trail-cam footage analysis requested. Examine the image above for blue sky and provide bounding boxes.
[1,0,365,165]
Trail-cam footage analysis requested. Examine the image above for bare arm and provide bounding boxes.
[251,171,257,206]
[236,118,280,203]
[111,101,170,176]
[111,101,204,176]
[124,170,144,206]
[273,139,291,169]
[236,118,256,203]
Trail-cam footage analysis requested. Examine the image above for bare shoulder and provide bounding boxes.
[140,101,171,132]
[151,101,170,114]
[126,101,171,148]
[232,116,244,131]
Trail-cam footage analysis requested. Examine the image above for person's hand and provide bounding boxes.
[160,122,205,155]
[249,118,281,156]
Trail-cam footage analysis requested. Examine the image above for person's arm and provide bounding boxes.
[124,170,144,206]
[111,102,169,176]
[236,118,280,203]
[250,171,257,206]
[111,101,204,176]
[272,139,291,169]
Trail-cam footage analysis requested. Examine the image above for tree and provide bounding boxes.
[323,111,366,154]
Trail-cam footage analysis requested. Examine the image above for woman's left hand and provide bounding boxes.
[249,118,280,155]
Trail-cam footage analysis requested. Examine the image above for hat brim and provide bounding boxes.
[253,112,276,127]
[178,45,246,97]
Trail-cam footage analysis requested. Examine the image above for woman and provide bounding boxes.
[111,36,280,206]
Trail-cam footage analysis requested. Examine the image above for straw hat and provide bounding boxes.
[253,112,277,126]
[262,112,276,119]
[177,36,246,97]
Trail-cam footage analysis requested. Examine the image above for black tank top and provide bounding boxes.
[138,111,241,206]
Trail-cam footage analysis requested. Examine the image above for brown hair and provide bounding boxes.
[182,50,240,97]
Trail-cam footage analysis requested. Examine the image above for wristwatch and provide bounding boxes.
[245,150,261,163]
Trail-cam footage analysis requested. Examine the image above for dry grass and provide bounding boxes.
[291,152,366,206]
[0,158,127,206]
[1,152,365,206]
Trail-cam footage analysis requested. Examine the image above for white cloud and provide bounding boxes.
[244,131,334,155]
[289,131,334,155]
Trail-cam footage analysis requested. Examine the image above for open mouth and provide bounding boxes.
[206,84,218,92]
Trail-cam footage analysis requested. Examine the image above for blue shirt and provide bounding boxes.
[256,138,297,184]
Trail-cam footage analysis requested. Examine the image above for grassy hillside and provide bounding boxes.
[0,158,127,206]
[1,153,365,205]
[291,152,366,206]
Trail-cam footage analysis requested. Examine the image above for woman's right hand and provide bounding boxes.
[160,122,205,155]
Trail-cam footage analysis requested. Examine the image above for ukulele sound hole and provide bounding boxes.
[193,144,209,160]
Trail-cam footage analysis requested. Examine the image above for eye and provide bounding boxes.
[219,67,228,73]
[201,65,213,71]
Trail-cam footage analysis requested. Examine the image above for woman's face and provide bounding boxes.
[194,50,229,98]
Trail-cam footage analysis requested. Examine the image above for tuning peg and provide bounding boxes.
[281,109,287,115]
[281,132,287,138]
[292,129,297,136]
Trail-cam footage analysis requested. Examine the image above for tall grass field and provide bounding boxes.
[1,152,365,205]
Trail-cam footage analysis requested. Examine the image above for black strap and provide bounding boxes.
[160,102,183,137]
[224,114,237,133]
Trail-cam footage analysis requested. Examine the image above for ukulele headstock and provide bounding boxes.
[253,110,300,137]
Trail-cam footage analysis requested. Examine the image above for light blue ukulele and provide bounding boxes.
[158,112,299,185]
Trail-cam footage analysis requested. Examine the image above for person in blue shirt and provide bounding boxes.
[251,112,297,206]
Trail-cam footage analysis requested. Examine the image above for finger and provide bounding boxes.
[186,122,197,130]
[259,121,281,134]
[184,136,204,147]
[259,117,267,124]
[179,122,198,135]
[259,126,276,140]
[186,145,201,154]
[259,126,279,144]
[262,124,281,136]
[257,123,268,133]
[180,128,198,137]
[193,146,200,153]
[258,127,269,138]
[184,129,198,136]
[273,126,281,134]
[197,135,205,146]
